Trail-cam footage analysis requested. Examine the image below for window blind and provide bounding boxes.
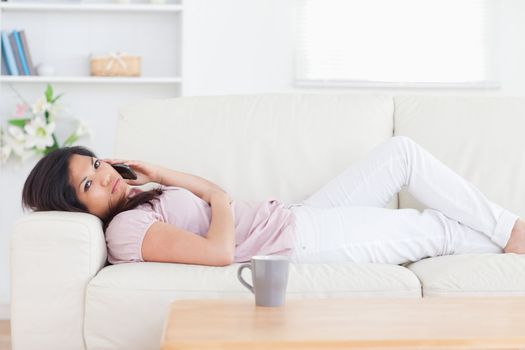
[295,0,494,86]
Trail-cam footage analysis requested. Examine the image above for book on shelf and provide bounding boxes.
[1,30,18,75]
[1,53,7,75]
[0,29,36,76]
[9,32,24,74]
[14,31,30,75]
[19,30,36,75]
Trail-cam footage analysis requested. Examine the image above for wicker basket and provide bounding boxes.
[90,53,141,77]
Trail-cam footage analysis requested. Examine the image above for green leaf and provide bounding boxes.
[8,118,30,128]
[51,133,59,149]
[45,84,53,103]
[63,133,79,147]
[43,147,56,156]
[52,93,64,103]
[44,143,59,155]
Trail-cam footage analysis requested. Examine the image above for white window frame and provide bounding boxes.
[293,0,500,89]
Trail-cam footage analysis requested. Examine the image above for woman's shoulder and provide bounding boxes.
[106,186,197,230]
[106,193,166,233]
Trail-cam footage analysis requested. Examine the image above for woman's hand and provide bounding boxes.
[102,158,162,186]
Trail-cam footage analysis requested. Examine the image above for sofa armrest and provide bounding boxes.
[10,211,107,350]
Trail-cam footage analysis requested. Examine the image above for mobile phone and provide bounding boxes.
[111,163,138,180]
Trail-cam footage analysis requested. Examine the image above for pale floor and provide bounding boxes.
[0,321,11,350]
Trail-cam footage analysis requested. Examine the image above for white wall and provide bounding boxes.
[183,0,525,97]
[183,0,295,96]
[2,0,525,319]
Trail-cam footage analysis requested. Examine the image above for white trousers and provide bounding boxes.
[288,136,519,265]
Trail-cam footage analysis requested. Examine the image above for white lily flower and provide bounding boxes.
[51,102,64,114]
[46,102,63,122]
[24,117,56,151]
[7,136,24,157]
[4,85,84,163]
[8,125,26,142]
[0,144,11,164]
[75,120,92,138]
[3,128,32,161]
[32,97,51,115]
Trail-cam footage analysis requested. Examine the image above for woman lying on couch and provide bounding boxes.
[21,136,525,267]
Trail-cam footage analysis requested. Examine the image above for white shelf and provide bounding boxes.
[0,2,183,13]
[0,75,182,84]
[0,2,183,93]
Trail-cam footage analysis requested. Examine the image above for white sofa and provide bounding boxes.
[10,94,525,350]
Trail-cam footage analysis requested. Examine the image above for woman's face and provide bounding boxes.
[68,154,131,218]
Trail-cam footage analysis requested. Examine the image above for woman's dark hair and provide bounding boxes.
[22,145,163,230]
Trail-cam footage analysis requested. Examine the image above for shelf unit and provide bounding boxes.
[0,1,183,85]
[0,2,183,13]
[0,75,182,84]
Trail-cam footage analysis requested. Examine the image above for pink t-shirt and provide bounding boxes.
[105,186,297,264]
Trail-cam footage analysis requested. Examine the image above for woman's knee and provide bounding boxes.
[384,136,416,159]
[390,136,423,158]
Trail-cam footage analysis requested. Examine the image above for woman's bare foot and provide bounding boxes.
[504,218,525,254]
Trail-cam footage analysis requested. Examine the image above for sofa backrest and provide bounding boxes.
[394,95,525,219]
[116,94,395,206]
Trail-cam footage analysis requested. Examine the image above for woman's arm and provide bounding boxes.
[206,189,235,261]
[102,157,227,203]
[153,168,236,255]
[156,166,227,202]
[142,188,235,266]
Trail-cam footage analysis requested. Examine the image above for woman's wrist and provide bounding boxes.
[154,166,167,185]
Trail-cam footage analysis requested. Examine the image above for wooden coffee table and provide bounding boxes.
[161,297,525,349]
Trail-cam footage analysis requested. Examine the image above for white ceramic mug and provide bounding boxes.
[237,255,290,307]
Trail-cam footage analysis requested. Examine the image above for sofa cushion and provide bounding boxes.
[116,94,396,208]
[394,95,525,219]
[84,262,421,350]
[406,254,525,297]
